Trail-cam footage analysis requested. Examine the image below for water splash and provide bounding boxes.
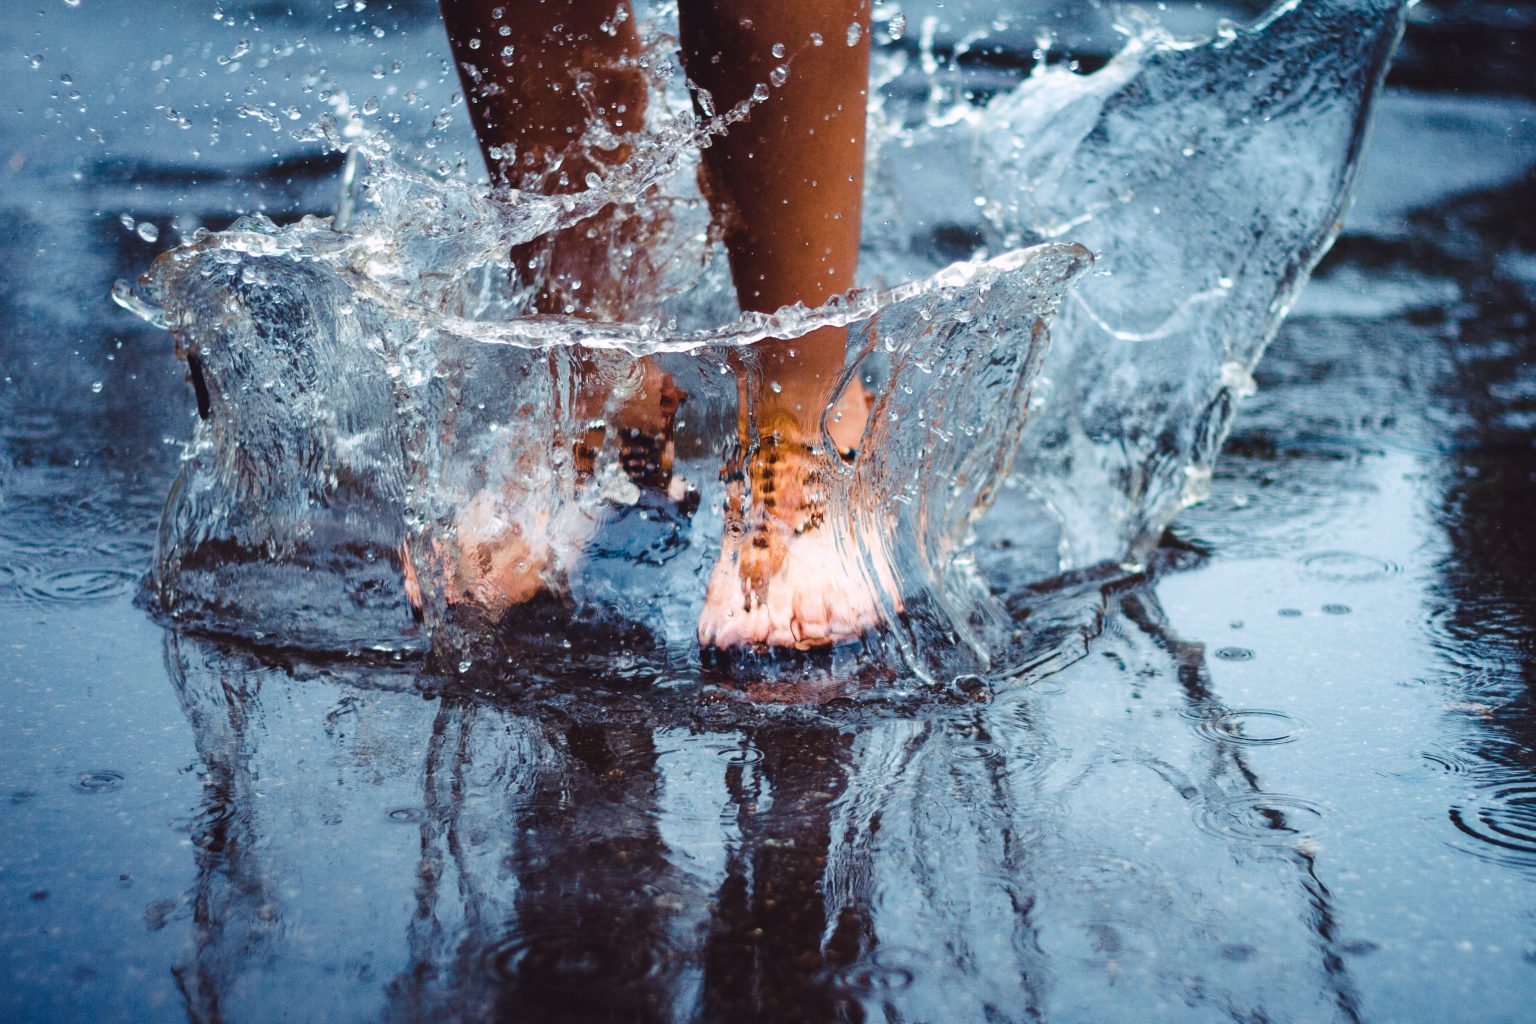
[117,0,1407,690]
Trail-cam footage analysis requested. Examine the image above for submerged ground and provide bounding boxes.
[2,1,1534,1021]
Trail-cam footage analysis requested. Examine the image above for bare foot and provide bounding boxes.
[403,359,689,622]
[402,484,598,623]
[697,388,899,651]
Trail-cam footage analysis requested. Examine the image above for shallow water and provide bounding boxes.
[3,0,1536,1021]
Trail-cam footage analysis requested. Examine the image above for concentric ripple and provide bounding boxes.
[1449,782,1536,874]
[1298,550,1400,582]
[713,744,765,767]
[829,950,919,994]
[1195,793,1326,847]
[480,923,673,992]
[18,566,140,605]
[1191,708,1306,747]
[74,769,126,793]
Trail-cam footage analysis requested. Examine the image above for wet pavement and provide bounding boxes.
[2,1,1534,1021]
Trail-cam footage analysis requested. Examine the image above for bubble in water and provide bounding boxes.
[846,21,863,46]
[136,221,159,243]
[887,13,907,40]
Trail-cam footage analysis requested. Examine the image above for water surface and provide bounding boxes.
[2,1,1535,1021]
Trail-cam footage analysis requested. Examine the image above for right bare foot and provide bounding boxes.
[697,388,900,651]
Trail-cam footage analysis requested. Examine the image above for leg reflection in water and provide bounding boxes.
[162,579,1372,1021]
[438,0,894,651]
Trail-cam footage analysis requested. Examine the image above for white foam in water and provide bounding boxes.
[117,0,1407,690]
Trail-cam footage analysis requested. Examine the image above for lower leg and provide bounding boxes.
[429,1,683,620]
[678,0,872,441]
[680,1,887,648]
[442,0,652,319]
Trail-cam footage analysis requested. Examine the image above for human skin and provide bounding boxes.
[439,0,887,649]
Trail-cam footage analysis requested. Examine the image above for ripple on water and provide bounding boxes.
[74,769,126,793]
[1214,646,1255,662]
[828,950,919,995]
[387,806,430,824]
[1190,708,1306,747]
[91,536,155,563]
[713,743,765,767]
[1195,793,1326,847]
[1298,550,1400,582]
[1449,781,1536,874]
[480,923,671,993]
[1376,738,1529,782]
[0,558,29,594]
[18,566,140,605]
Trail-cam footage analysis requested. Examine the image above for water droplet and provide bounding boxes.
[136,221,159,243]
[770,42,786,59]
[809,32,823,46]
[769,65,788,88]
[751,83,770,103]
[846,21,863,46]
[27,54,43,70]
[90,381,103,394]
[1214,646,1253,661]
[887,13,907,40]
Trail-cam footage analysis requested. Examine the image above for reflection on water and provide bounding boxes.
[2,1,1536,1021]
[161,586,1383,1022]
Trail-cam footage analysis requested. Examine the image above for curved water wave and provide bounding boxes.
[138,226,1089,683]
